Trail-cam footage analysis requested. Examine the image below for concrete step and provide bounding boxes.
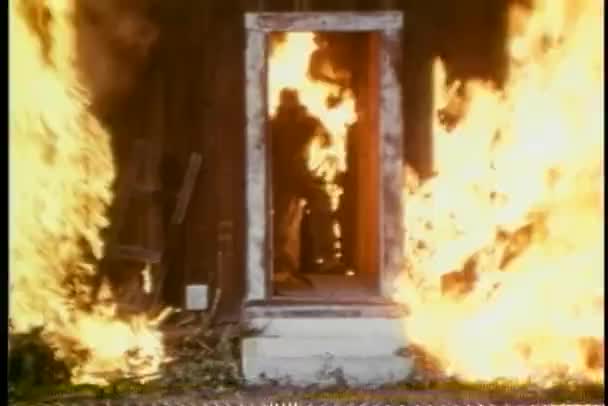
[247,317,407,338]
[241,316,414,386]
[242,352,413,386]
[242,336,406,358]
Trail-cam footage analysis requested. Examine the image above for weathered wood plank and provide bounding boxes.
[108,245,162,264]
[106,138,146,250]
[141,68,166,301]
[306,0,359,11]
[293,0,310,11]
[188,0,216,293]
[92,138,146,301]
[208,1,248,319]
[379,28,404,299]
[243,301,409,319]
[379,0,398,9]
[354,33,380,280]
[152,153,203,305]
[157,7,203,306]
[244,28,269,302]
[171,153,203,225]
[245,11,403,31]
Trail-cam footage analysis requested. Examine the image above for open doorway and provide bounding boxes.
[244,12,404,304]
[267,31,381,300]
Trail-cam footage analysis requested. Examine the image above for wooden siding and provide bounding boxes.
[107,0,507,320]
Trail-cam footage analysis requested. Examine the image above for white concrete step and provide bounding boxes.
[243,352,413,386]
[241,316,414,386]
[242,336,405,358]
[247,317,407,339]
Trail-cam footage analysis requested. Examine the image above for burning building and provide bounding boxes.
[9,0,604,390]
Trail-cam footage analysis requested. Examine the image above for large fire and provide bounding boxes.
[9,0,165,385]
[268,32,358,252]
[10,0,603,389]
[396,0,604,385]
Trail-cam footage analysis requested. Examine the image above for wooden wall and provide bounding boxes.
[108,0,508,320]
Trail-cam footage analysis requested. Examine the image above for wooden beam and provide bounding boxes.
[91,138,146,302]
[380,0,397,9]
[171,153,203,225]
[108,245,162,264]
[245,11,403,31]
[293,0,310,11]
[244,27,269,302]
[106,138,146,249]
[243,301,409,319]
[152,152,203,304]
[378,28,405,299]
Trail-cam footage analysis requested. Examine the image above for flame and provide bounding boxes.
[9,0,165,385]
[396,0,603,385]
[268,32,357,253]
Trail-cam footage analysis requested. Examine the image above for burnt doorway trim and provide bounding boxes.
[244,11,404,302]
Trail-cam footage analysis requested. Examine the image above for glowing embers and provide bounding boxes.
[268,32,378,299]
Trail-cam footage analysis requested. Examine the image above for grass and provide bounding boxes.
[9,378,605,405]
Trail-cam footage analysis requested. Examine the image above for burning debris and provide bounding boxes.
[396,0,604,385]
[8,307,247,403]
[9,0,166,386]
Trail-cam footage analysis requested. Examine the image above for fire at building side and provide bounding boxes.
[8,0,604,395]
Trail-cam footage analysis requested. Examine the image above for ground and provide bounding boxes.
[8,385,606,405]
[9,364,605,405]
[8,312,604,405]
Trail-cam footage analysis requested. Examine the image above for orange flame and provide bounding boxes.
[268,32,358,253]
[396,0,603,385]
[9,0,165,385]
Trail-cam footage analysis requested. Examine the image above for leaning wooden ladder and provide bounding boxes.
[101,137,203,307]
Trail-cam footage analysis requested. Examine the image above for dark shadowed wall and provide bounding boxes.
[106,0,509,320]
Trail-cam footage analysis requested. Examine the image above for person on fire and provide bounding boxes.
[271,88,343,293]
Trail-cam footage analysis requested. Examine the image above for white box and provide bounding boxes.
[185,284,208,310]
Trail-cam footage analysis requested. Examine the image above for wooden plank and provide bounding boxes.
[354,33,380,279]
[156,8,197,306]
[91,138,146,301]
[106,138,146,248]
[245,11,403,31]
[380,0,397,9]
[243,301,409,319]
[379,28,405,299]
[212,1,247,320]
[244,27,269,302]
[186,0,215,292]
[293,0,310,11]
[306,0,358,11]
[139,69,166,305]
[108,245,162,264]
[152,152,204,304]
[171,153,203,225]
[141,91,165,254]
